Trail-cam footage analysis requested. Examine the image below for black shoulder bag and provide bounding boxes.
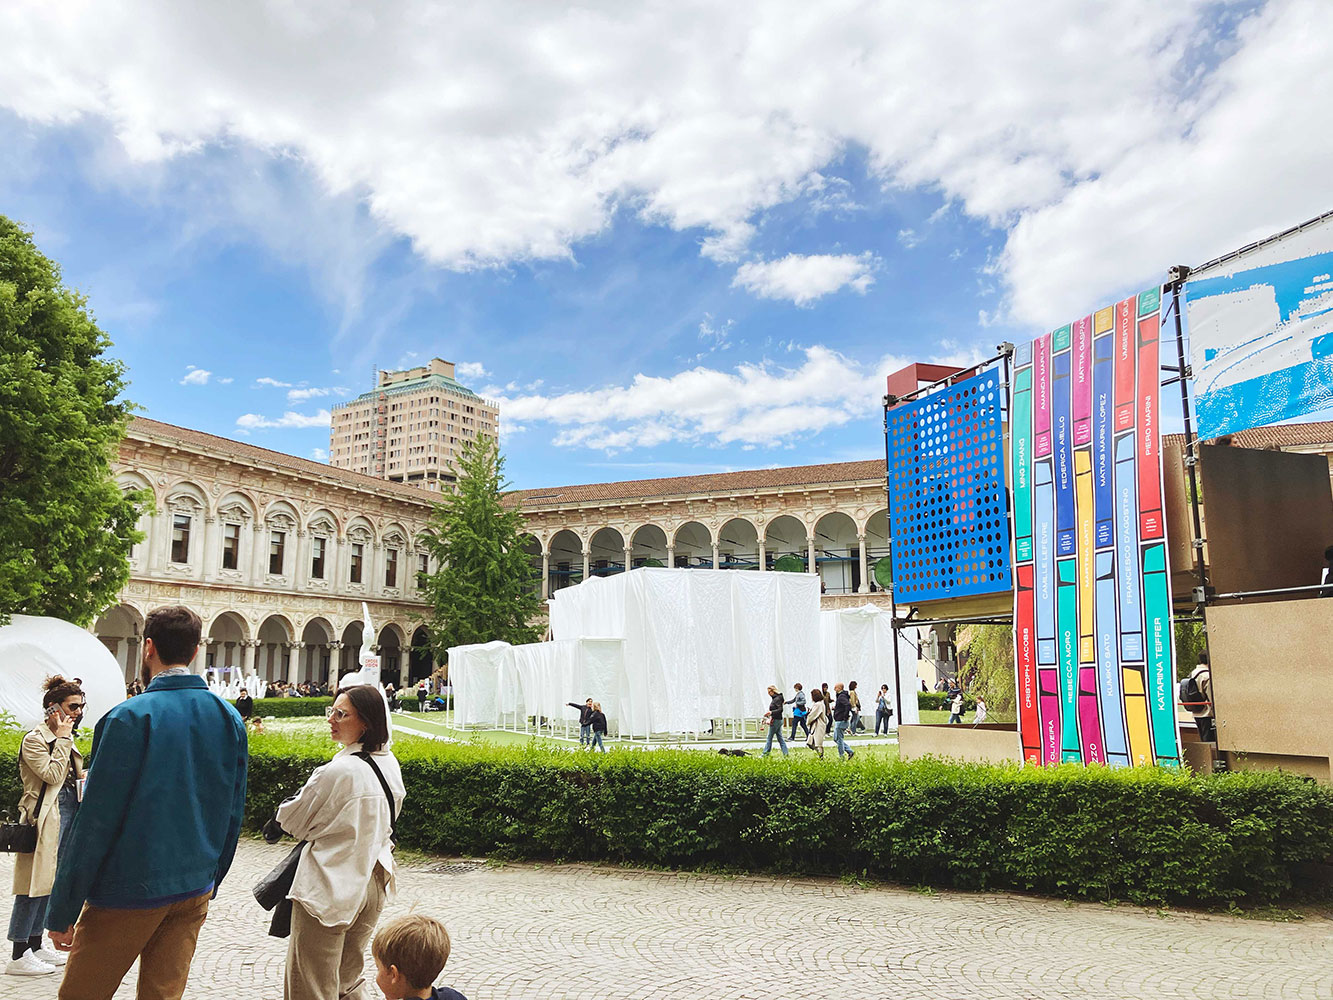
[253,752,398,938]
[0,739,57,854]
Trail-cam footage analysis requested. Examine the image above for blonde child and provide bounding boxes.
[372,914,467,1000]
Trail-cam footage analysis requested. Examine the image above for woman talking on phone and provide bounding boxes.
[6,676,84,977]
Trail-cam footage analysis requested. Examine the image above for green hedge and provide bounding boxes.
[239,733,1333,907]
[918,692,977,712]
[4,728,1327,906]
[247,697,334,718]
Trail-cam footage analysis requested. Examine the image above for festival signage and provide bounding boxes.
[1186,214,1333,440]
[1009,288,1181,767]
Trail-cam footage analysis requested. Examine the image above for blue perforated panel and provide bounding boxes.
[887,370,1012,602]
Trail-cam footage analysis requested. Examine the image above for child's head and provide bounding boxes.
[373,914,451,999]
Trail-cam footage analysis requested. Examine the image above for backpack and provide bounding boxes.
[1178,674,1204,709]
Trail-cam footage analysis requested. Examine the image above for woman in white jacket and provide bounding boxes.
[277,685,406,1000]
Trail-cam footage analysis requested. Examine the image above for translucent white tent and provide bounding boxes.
[818,604,921,725]
[449,638,625,735]
[549,568,821,735]
[0,616,125,729]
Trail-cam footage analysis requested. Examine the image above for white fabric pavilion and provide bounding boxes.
[817,604,921,725]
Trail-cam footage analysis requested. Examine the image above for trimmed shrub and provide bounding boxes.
[3,728,1327,906]
[919,692,977,712]
[248,697,334,718]
[241,735,1332,906]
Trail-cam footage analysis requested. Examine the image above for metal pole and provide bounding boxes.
[883,398,904,727]
[1167,272,1208,604]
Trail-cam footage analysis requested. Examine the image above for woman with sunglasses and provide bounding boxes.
[6,676,84,977]
[274,685,406,1000]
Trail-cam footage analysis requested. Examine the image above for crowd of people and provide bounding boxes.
[5,604,468,1000]
[759,680,894,759]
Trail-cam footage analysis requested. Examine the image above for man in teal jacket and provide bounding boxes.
[46,605,248,1000]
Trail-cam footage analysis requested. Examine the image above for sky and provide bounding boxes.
[2,0,1330,490]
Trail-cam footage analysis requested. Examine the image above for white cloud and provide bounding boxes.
[455,361,488,381]
[217,376,234,384]
[255,377,293,388]
[235,410,333,430]
[732,253,877,306]
[179,366,210,385]
[287,386,347,402]
[1,3,1328,325]
[310,447,328,462]
[494,345,975,451]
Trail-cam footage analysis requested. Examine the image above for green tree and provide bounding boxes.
[958,624,1015,716]
[0,217,142,627]
[421,434,543,659]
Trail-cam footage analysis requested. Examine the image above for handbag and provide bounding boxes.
[0,738,57,854]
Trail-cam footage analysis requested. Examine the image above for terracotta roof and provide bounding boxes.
[125,417,436,506]
[1165,420,1333,452]
[507,459,886,508]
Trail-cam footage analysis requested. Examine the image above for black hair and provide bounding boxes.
[342,684,390,752]
[1197,650,1209,666]
[848,681,857,690]
[144,605,202,667]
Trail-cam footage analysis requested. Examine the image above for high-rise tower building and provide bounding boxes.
[328,358,499,490]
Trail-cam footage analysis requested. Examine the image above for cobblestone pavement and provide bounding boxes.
[0,838,1328,999]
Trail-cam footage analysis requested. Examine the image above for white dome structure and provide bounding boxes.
[0,615,126,730]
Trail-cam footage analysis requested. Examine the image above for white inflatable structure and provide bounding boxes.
[0,615,126,729]
[449,573,923,739]
[817,604,921,725]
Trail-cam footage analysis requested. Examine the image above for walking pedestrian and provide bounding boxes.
[566,698,594,746]
[45,605,248,1000]
[236,688,254,727]
[804,689,828,759]
[761,686,788,757]
[847,681,862,734]
[786,683,809,742]
[831,684,854,759]
[874,684,894,735]
[277,684,406,1000]
[6,677,85,977]
[416,681,427,712]
[948,690,965,724]
[972,696,988,726]
[589,702,608,752]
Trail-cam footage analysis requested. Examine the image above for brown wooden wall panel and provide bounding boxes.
[1206,601,1333,759]
[1162,439,1198,600]
[1198,445,1333,594]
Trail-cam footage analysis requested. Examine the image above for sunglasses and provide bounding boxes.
[325,707,354,721]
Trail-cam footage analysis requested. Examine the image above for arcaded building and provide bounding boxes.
[328,358,499,491]
[96,418,437,686]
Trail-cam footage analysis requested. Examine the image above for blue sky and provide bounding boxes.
[2,1,1328,489]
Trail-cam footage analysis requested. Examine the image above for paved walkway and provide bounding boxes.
[0,839,1328,999]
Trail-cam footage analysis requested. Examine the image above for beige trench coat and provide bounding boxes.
[805,701,828,751]
[12,723,82,898]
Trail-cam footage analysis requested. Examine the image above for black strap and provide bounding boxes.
[354,751,397,842]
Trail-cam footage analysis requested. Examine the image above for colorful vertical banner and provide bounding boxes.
[1009,287,1181,767]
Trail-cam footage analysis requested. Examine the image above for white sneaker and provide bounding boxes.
[4,952,56,976]
[32,947,66,967]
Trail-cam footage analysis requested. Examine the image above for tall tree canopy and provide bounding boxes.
[0,217,142,626]
[421,434,543,659]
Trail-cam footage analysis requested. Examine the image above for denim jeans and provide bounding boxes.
[789,714,810,741]
[763,719,788,756]
[833,720,852,758]
[579,723,591,745]
[8,782,78,943]
[849,710,861,734]
[591,731,606,752]
[875,708,893,735]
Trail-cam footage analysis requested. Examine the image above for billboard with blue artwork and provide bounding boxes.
[1186,214,1333,440]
